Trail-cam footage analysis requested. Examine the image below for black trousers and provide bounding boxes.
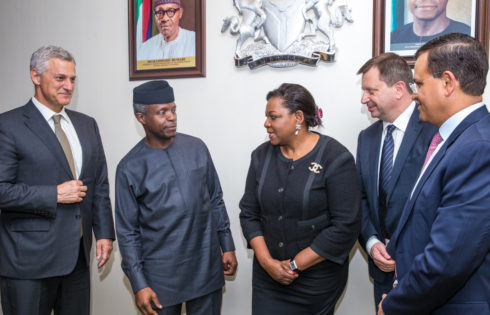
[0,239,89,315]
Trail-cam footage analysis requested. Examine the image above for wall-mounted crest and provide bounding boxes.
[221,0,353,69]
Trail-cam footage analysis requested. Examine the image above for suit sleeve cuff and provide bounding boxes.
[31,185,58,218]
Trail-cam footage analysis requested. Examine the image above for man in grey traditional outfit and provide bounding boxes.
[115,80,237,315]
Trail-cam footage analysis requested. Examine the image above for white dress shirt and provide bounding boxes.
[32,97,83,178]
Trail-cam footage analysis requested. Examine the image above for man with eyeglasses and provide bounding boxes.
[356,52,436,313]
[138,0,195,60]
[379,33,490,315]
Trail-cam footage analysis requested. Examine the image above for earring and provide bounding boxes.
[295,124,301,136]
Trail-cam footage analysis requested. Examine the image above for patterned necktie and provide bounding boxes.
[422,132,443,171]
[53,114,76,179]
[379,124,395,239]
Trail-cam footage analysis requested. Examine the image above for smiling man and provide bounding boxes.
[115,80,237,315]
[379,33,490,315]
[0,45,115,315]
[356,53,436,312]
[391,0,470,44]
[138,0,196,60]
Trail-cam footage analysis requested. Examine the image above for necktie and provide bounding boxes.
[422,132,443,171]
[379,125,395,239]
[53,115,76,179]
[53,115,82,237]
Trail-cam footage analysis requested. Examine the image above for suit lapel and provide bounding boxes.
[391,105,489,246]
[23,102,74,179]
[386,108,422,200]
[368,122,383,226]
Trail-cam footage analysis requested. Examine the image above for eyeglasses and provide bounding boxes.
[409,72,442,94]
[154,8,180,19]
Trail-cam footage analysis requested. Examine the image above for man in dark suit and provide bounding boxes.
[379,33,490,315]
[0,45,115,315]
[356,53,437,311]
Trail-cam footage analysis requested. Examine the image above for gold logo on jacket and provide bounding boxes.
[309,162,323,174]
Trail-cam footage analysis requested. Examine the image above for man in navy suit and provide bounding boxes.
[356,53,437,311]
[379,33,490,315]
[0,46,115,315]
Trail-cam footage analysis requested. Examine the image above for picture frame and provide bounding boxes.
[373,0,489,66]
[128,0,206,80]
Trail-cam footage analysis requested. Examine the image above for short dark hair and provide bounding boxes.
[266,83,322,128]
[415,33,488,96]
[357,52,413,91]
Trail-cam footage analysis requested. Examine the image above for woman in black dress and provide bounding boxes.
[239,83,361,314]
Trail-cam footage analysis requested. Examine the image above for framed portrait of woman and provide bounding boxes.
[128,0,206,80]
[373,0,489,65]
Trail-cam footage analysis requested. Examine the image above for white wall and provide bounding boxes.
[0,1,488,314]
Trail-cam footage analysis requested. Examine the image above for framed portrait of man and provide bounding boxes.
[373,0,489,65]
[129,0,206,80]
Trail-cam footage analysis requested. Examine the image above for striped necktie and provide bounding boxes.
[379,124,395,239]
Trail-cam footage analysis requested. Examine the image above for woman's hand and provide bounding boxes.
[262,258,298,285]
[249,236,298,285]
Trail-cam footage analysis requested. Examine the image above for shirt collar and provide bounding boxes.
[382,102,415,133]
[32,97,69,122]
[439,102,485,141]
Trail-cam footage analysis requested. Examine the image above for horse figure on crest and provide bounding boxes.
[300,0,353,53]
[221,0,268,58]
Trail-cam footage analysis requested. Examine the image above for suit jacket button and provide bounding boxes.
[278,242,284,248]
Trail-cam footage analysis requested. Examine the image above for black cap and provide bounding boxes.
[133,80,174,105]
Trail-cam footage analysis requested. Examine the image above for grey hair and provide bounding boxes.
[30,45,76,75]
[133,103,148,115]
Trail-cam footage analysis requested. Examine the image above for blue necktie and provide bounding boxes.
[379,125,395,239]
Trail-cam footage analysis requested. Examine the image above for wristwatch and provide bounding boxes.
[289,259,299,273]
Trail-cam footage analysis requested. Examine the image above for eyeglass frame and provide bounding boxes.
[154,7,180,19]
[409,71,443,94]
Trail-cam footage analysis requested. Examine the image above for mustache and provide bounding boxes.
[414,2,438,9]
